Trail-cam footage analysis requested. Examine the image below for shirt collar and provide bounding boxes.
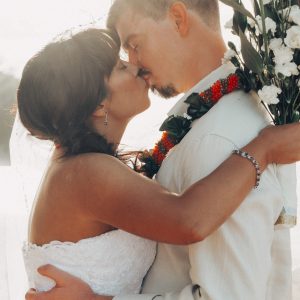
[167,62,236,117]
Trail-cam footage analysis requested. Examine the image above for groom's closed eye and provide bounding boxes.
[137,68,150,78]
[122,34,138,52]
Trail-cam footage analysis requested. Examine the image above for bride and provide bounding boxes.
[18,28,300,299]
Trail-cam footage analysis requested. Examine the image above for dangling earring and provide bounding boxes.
[104,111,109,126]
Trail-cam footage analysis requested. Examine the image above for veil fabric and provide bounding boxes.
[0,115,53,300]
[10,114,54,213]
[0,115,54,299]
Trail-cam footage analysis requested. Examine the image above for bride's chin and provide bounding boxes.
[139,101,151,114]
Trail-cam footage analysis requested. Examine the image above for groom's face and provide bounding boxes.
[115,7,183,98]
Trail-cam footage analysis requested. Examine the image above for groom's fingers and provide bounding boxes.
[37,264,78,287]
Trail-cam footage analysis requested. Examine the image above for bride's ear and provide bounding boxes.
[92,100,109,118]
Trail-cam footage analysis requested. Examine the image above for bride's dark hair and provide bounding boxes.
[17,28,121,157]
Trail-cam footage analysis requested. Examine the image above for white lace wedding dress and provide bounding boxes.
[23,230,156,296]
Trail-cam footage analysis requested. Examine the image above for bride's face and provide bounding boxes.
[106,60,150,121]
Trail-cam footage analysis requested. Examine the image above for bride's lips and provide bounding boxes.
[142,74,152,88]
[137,76,150,89]
[140,76,151,88]
[143,77,151,88]
[137,68,152,88]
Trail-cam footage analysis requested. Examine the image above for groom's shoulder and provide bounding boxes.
[189,90,271,145]
[210,90,268,124]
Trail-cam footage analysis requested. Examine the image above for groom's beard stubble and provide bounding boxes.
[152,84,178,99]
[137,68,178,99]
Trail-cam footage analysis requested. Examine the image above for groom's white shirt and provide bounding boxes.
[114,63,292,300]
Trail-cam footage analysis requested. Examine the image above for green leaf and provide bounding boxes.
[291,0,299,6]
[184,93,203,107]
[267,64,275,76]
[233,9,247,34]
[239,28,264,75]
[231,56,241,68]
[159,115,191,139]
[264,3,277,21]
[228,42,237,52]
[219,0,256,21]
[293,111,300,122]
[293,49,300,65]
[253,0,260,16]
[284,77,291,89]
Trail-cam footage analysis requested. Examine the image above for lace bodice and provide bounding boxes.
[23,230,156,296]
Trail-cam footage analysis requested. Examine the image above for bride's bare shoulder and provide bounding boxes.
[57,153,129,180]
[78,152,125,167]
[45,153,130,203]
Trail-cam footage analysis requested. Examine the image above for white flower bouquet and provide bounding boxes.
[220,0,299,227]
[220,0,300,125]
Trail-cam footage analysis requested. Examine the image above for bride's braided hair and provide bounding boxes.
[17,28,120,157]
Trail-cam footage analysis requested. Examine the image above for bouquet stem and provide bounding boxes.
[259,0,270,62]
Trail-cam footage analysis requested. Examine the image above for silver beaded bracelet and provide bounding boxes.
[232,149,261,189]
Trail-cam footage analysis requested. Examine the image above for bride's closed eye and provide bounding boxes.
[117,61,128,70]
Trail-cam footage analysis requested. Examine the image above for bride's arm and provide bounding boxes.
[76,124,300,244]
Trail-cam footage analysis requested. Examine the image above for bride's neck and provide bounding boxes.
[93,118,129,151]
[52,118,129,161]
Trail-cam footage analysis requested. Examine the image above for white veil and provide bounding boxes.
[0,114,54,299]
[10,114,54,214]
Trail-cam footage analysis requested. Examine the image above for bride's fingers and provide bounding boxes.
[25,289,60,300]
[37,264,79,287]
[25,289,38,300]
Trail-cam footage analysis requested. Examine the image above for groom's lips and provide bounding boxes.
[137,68,149,77]
[138,68,151,81]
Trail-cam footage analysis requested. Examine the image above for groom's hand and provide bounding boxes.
[25,265,113,300]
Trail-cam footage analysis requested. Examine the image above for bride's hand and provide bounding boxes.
[258,123,300,165]
[25,265,112,300]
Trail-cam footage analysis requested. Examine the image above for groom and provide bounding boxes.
[27,1,292,299]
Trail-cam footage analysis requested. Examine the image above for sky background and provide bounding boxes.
[0,0,113,77]
[0,0,249,148]
[0,0,243,77]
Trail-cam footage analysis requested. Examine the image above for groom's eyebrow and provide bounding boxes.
[122,34,137,50]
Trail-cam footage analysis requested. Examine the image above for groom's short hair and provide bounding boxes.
[107,0,220,31]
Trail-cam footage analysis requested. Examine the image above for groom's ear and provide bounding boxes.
[169,2,189,36]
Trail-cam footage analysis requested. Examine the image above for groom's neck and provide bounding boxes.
[180,27,227,92]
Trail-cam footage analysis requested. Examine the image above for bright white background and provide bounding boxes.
[0,0,242,148]
[0,1,299,299]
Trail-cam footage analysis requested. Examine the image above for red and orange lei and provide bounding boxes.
[139,73,242,178]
